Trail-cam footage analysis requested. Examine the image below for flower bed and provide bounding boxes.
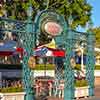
[0,87,23,93]
[74,79,89,98]
[95,65,100,70]
[75,64,100,70]
[75,79,88,87]
[0,87,24,100]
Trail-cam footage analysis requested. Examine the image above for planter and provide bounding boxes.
[0,87,89,99]
[95,70,100,76]
[0,92,25,100]
[75,86,89,98]
[52,86,89,98]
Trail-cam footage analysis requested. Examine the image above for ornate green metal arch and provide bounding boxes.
[0,9,95,100]
[34,10,75,100]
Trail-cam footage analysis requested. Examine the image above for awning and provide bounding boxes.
[0,51,14,56]
[34,46,65,57]
[0,42,65,57]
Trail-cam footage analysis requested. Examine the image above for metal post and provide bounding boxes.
[86,31,95,96]
[81,47,84,70]
[23,4,35,100]
[33,10,75,99]
[0,2,35,99]
[64,29,75,100]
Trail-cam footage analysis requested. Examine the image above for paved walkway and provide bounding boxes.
[77,86,100,100]
[80,97,100,100]
[48,97,100,100]
[78,86,100,100]
[47,86,100,100]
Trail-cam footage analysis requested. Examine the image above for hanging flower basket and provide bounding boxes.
[28,56,36,69]
[75,86,89,98]
[75,79,89,98]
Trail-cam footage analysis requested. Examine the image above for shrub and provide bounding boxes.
[0,87,23,93]
[95,65,100,70]
[75,79,88,87]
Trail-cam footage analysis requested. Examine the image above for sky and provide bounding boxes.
[77,0,100,32]
[88,0,100,27]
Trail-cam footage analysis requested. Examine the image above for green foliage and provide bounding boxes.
[74,64,100,70]
[2,0,92,45]
[3,0,92,29]
[0,87,23,93]
[95,65,100,70]
[74,64,81,70]
[34,64,55,70]
[91,27,100,48]
[33,64,100,70]
[75,79,88,87]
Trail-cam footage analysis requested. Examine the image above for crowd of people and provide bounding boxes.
[0,78,65,98]
[1,79,22,88]
[34,79,64,98]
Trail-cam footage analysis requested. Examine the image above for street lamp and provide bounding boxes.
[80,46,84,70]
[80,42,86,72]
[27,5,33,17]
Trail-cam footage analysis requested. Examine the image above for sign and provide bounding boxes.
[43,21,62,36]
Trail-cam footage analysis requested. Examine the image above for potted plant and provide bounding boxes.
[75,78,89,98]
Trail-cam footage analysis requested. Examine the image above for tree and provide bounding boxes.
[3,0,92,29]
[91,27,100,48]
[1,0,92,46]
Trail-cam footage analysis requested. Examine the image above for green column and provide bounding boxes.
[23,6,35,100]
[0,7,35,100]
[86,31,95,96]
[64,30,75,100]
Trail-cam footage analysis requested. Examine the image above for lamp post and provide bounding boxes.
[23,2,35,100]
[27,5,33,19]
[86,31,95,96]
[80,42,85,71]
